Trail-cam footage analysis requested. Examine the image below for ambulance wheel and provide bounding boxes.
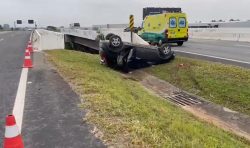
[177,42,183,46]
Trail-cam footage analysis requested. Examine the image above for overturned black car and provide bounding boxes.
[99,33,175,71]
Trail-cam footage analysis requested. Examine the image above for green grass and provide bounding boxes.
[46,50,249,147]
[145,57,250,116]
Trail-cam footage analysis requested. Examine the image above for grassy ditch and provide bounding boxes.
[46,50,249,147]
[145,57,250,116]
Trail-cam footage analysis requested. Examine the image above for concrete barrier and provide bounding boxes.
[61,28,98,40]
[189,28,250,42]
[32,30,42,51]
[100,28,149,45]
[32,29,65,51]
[238,33,250,42]
[0,31,11,35]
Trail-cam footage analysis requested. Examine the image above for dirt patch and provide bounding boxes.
[183,106,250,141]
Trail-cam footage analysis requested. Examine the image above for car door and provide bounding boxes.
[168,17,178,39]
[177,17,188,38]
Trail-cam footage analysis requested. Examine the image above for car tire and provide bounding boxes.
[105,33,115,40]
[158,44,172,59]
[109,35,123,49]
[116,55,129,73]
[96,34,105,41]
[99,48,117,67]
[177,42,183,46]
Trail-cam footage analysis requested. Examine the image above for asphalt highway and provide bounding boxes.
[0,31,30,144]
[173,39,250,68]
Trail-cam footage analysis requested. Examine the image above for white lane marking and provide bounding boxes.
[0,38,4,42]
[13,68,29,133]
[174,50,250,65]
[235,44,250,48]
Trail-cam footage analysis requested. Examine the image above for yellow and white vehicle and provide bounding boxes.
[138,13,188,46]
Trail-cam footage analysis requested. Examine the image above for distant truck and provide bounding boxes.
[138,12,188,46]
[70,23,80,28]
[47,26,59,32]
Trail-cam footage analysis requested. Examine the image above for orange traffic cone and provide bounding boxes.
[24,49,31,57]
[3,115,24,148]
[23,55,33,68]
[27,44,33,53]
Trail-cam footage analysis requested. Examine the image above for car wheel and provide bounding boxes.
[158,44,172,59]
[99,48,117,67]
[99,48,108,65]
[105,33,115,40]
[96,34,105,41]
[117,55,129,73]
[177,42,183,46]
[158,39,163,46]
[109,35,123,49]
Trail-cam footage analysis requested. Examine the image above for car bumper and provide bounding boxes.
[165,37,189,43]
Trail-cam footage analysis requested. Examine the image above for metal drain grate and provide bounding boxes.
[168,91,203,106]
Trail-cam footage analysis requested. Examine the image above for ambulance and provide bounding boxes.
[138,13,188,46]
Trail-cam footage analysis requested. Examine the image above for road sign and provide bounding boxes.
[129,15,134,32]
[28,20,34,24]
[129,15,134,43]
[16,20,22,24]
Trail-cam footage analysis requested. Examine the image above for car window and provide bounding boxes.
[179,17,186,28]
[169,17,177,28]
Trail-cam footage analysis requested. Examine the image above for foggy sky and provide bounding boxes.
[1,0,250,27]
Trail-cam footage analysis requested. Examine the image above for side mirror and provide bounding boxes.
[138,27,143,31]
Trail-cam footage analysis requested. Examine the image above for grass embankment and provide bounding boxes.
[47,50,249,147]
[146,57,250,116]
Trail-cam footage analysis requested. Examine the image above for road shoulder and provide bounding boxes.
[22,51,104,147]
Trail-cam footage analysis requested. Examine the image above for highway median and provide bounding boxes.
[46,50,249,147]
